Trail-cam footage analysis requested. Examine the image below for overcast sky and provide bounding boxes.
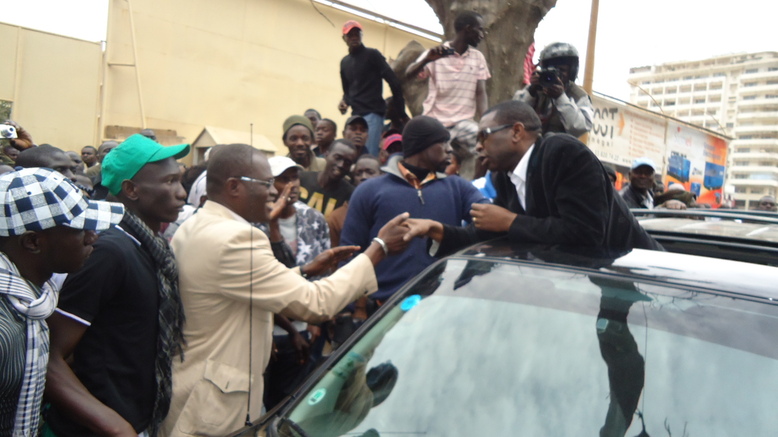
[1,0,775,100]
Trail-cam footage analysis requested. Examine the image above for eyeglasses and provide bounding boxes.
[239,176,275,188]
[477,124,514,144]
[476,123,541,144]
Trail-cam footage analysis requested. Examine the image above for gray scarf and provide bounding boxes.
[120,213,186,436]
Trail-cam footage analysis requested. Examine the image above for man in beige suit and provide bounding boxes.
[161,143,409,437]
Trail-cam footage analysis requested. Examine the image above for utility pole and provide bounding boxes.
[580,0,599,144]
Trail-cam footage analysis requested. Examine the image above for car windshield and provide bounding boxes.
[270,257,778,437]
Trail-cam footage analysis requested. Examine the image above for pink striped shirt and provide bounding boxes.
[418,44,491,127]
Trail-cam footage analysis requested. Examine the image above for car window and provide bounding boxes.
[272,259,778,437]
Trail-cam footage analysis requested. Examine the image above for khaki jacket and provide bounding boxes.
[160,201,377,436]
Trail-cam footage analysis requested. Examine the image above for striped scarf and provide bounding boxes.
[120,213,186,436]
[0,253,58,437]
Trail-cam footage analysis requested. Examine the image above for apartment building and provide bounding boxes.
[628,52,778,209]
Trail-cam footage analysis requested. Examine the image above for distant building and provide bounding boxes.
[0,0,439,158]
[628,52,778,209]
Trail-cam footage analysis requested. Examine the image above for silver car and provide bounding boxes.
[230,237,778,437]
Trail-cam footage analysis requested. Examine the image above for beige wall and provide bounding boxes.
[0,23,102,152]
[103,0,438,160]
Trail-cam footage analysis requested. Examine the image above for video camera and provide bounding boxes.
[537,66,560,88]
[0,125,17,139]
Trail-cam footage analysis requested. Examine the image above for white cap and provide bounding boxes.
[631,157,656,171]
[268,156,303,177]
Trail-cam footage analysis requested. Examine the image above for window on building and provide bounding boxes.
[767,80,778,85]
[766,94,778,99]
[768,67,778,72]
[735,200,746,208]
[694,98,706,104]
[737,148,751,152]
[745,68,759,74]
[734,187,747,193]
[759,161,774,166]
[752,173,778,181]
[743,95,757,100]
[743,82,758,87]
[726,123,734,128]
[713,72,726,77]
[734,161,750,166]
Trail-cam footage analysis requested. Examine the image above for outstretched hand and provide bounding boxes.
[403,218,444,242]
[303,246,361,277]
[376,212,411,255]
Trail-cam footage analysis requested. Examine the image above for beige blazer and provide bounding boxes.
[160,201,377,437]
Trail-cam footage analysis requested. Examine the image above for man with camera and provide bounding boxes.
[513,42,593,137]
[405,11,490,128]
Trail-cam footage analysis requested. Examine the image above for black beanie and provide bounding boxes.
[402,116,451,158]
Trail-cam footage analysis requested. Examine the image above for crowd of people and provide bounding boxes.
[0,10,771,437]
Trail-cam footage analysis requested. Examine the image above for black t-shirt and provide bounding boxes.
[47,226,160,436]
[299,171,354,218]
[340,45,405,116]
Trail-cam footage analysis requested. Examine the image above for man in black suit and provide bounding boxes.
[405,100,660,254]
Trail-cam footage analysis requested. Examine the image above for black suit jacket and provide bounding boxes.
[437,133,661,255]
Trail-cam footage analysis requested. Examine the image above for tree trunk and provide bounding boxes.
[425,0,556,104]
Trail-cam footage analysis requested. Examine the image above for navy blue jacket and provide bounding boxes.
[341,155,485,301]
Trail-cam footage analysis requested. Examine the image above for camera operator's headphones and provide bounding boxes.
[539,42,579,83]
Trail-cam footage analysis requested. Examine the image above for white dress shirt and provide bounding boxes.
[509,144,535,210]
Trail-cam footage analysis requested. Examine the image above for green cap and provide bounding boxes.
[102,134,190,195]
[283,115,314,138]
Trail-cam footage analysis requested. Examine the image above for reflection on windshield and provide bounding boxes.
[275,259,778,437]
[592,277,648,437]
[277,263,449,437]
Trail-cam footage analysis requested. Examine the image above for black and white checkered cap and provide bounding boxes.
[0,167,124,236]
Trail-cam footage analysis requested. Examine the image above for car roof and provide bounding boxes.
[631,209,778,266]
[451,238,778,304]
[640,217,778,241]
[635,209,778,240]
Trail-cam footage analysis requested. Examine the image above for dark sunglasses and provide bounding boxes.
[477,123,540,143]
